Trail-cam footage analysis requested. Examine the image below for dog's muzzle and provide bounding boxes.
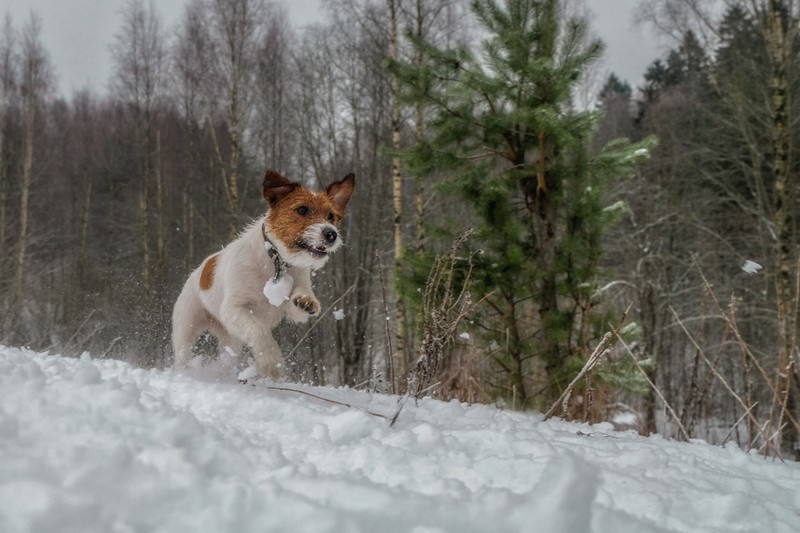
[323,228,338,244]
[295,223,342,260]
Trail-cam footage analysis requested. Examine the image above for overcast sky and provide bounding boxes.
[4,0,663,98]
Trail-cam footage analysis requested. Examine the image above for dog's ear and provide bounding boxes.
[263,169,297,205]
[326,173,355,213]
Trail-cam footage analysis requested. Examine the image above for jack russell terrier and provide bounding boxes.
[172,169,355,379]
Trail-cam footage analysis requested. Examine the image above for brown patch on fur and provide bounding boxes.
[267,189,342,250]
[199,254,218,291]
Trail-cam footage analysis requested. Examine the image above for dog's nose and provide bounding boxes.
[323,228,338,244]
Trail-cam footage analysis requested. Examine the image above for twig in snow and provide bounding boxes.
[265,384,388,419]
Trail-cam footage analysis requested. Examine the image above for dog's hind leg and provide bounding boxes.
[173,326,200,370]
[172,285,212,369]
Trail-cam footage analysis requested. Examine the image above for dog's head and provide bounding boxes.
[262,169,355,270]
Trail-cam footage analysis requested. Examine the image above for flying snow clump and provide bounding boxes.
[741,260,763,275]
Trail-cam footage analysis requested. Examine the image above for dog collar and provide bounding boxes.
[262,222,286,281]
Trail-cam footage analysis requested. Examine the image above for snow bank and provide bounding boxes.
[1,346,798,533]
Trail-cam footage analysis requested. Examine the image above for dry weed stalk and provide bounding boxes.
[391,230,488,425]
[694,266,800,458]
[615,332,691,441]
[543,303,632,421]
[632,263,800,457]
[407,229,486,398]
[669,304,776,452]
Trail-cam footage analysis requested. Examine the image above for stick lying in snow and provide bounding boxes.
[266,385,388,419]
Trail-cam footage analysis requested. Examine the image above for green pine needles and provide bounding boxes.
[390,0,655,409]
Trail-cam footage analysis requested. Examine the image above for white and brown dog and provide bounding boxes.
[172,169,355,379]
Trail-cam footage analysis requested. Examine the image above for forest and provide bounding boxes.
[0,0,798,460]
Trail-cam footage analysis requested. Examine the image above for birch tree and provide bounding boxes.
[387,0,410,380]
[0,15,16,302]
[762,0,798,458]
[204,0,266,238]
[110,0,167,289]
[11,14,52,317]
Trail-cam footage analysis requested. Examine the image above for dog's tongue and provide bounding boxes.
[263,274,294,306]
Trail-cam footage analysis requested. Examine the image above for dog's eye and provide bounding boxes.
[327,212,335,222]
[296,206,309,216]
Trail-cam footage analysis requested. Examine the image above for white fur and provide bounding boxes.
[172,215,339,379]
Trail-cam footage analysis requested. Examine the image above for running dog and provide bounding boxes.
[172,169,355,379]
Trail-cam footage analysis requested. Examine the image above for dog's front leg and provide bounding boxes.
[285,269,321,323]
[285,269,320,323]
[250,333,283,380]
[220,301,284,379]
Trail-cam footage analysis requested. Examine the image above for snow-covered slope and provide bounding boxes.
[1,346,797,533]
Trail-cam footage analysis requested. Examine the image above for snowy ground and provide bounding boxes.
[1,346,798,533]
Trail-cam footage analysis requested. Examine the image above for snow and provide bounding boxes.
[611,411,638,428]
[741,259,763,275]
[333,308,346,321]
[263,273,294,306]
[1,346,799,533]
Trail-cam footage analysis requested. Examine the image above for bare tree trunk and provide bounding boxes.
[181,190,195,273]
[12,15,50,315]
[78,168,92,289]
[765,0,798,457]
[388,0,408,384]
[111,0,167,292]
[155,128,165,274]
[207,0,265,239]
[414,0,426,257]
[0,114,6,276]
[414,112,425,255]
[532,130,562,402]
[139,114,151,290]
[12,89,34,309]
[227,71,241,238]
[0,16,14,310]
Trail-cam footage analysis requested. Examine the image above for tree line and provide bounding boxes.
[0,0,797,459]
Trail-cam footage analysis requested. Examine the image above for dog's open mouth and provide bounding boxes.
[296,241,328,257]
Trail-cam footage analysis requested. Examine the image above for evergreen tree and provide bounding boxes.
[595,74,635,147]
[664,31,706,87]
[639,59,667,106]
[390,0,654,407]
[599,73,632,103]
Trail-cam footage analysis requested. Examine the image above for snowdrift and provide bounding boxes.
[0,346,797,533]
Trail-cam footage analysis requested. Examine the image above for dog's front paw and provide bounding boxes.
[293,295,320,315]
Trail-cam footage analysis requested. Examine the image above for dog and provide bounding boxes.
[172,169,355,379]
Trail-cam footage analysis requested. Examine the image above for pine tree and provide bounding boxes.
[390,0,654,407]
